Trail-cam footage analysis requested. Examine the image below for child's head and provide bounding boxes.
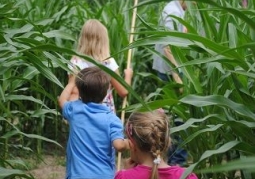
[126,110,170,179]
[75,66,110,103]
[77,19,110,62]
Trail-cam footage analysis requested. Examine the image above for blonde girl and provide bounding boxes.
[115,110,198,179]
[69,19,133,112]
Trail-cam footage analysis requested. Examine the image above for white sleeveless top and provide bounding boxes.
[69,56,119,112]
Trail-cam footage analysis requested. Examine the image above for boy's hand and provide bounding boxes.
[58,76,76,108]
[68,74,76,84]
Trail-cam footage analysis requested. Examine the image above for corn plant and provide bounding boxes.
[1,0,255,178]
[0,0,145,177]
[0,1,73,178]
[128,0,255,178]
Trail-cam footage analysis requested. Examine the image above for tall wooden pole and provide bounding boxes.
[117,0,138,171]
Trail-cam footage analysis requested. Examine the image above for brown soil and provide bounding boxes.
[28,154,126,179]
[29,155,66,179]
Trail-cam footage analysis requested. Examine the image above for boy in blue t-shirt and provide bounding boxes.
[58,66,129,179]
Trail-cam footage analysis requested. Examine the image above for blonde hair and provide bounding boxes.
[127,110,171,179]
[77,19,110,62]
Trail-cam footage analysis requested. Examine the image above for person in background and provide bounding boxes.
[58,66,130,179]
[68,19,133,112]
[153,0,186,85]
[152,0,188,167]
[114,110,198,179]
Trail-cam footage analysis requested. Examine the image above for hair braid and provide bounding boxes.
[128,110,171,179]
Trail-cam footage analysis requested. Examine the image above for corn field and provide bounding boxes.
[0,0,255,178]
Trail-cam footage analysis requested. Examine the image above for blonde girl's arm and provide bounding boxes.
[111,68,133,98]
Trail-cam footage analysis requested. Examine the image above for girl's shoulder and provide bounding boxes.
[114,165,150,179]
[102,57,119,71]
[102,57,115,64]
[70,56,90,70]
[71,56,82,62]
[165,166,198,179]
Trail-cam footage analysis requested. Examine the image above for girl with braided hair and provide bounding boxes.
[115,110,198,179]
[68,19,133,112]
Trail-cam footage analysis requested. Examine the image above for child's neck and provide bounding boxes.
[141,160,169,168]
[137,152,169,168]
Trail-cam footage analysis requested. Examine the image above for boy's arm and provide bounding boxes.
[163,46,179,67]
[163,46,183,93]
[163,46,183,85]
[113,139,130,152]
[58,75,76,108]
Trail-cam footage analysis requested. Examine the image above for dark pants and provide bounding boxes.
[157,71,173,81]
[167,119,187,166]
[157,71,187,166]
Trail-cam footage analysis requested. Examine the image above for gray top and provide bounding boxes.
[152,1,185,74]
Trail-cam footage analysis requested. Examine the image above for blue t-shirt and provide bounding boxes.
[62,100,124,179]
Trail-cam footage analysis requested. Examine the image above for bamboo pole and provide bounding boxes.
[117,0,138,171]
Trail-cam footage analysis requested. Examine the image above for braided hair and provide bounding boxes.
[126,110,170,179]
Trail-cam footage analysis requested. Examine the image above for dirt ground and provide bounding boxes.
[28,155,242,179]
[29,155,66,179]
[28,154,126,179]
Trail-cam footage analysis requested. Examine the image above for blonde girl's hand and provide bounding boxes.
[124,68,133,77]
[123,157,137,169]
[124,68,133,85]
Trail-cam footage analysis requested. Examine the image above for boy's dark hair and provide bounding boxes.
[75,66,111,103]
